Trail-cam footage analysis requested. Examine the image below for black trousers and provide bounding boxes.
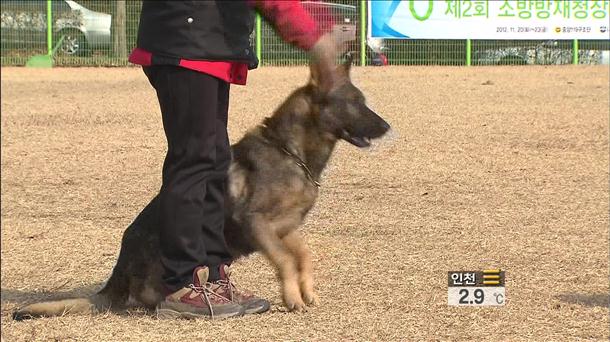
[142,65,232,291]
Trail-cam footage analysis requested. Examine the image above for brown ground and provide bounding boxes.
[1,66,608,341]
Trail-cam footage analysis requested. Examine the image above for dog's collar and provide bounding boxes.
[259,124,321,188]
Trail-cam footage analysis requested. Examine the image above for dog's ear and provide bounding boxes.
[309,33,344,95]
[310,55,353,94]
[339,53,353,78]
[309,59,336,95]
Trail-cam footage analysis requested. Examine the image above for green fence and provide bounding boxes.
[1,0,609,67]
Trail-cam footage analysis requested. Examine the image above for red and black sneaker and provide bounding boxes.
[156,266,245,320]
[210,264,271,315]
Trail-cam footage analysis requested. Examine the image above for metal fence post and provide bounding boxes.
[572,39,579,65]
[256,13,262,66]
[47,0,52,56]
[360,0,366,66]
[26,0,54,67]
[466,39,472,66]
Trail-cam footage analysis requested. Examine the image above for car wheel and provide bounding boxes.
[59,30,89,56]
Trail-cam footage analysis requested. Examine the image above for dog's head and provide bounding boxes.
[309,54,391,148]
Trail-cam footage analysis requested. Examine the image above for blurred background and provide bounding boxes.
[1,0,609,67]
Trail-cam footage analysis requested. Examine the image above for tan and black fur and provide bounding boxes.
[13,56,390,320]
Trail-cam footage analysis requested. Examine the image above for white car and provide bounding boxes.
[1,0,111,56]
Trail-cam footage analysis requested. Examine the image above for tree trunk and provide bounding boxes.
[113,0,127,59]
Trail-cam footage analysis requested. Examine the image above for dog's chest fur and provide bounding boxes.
[223,132,321,257]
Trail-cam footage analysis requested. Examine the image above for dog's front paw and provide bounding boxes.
[302,290,319,306]
[283,295,308,312]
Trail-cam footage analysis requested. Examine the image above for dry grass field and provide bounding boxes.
[1,65,608,341]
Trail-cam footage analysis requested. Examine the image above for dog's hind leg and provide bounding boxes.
[281,230,318,306]
[251,218,305,312]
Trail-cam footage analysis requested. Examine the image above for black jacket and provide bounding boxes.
[137,1,258,68]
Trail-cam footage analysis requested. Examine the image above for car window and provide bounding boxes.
[52,1,71,14]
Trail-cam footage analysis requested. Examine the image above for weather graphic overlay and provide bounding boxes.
[448,270,506,306]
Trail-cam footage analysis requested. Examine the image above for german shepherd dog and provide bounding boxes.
[13,56,390,320]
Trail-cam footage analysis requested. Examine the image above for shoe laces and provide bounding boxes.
[187,283,230,319]
[215,278,253,301]
[215,279,235,301]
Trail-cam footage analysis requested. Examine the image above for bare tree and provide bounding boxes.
[113,0,127,58]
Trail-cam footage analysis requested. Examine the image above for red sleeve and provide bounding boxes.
[248,0,334,51]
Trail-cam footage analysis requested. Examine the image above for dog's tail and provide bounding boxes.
[12,293,111,321]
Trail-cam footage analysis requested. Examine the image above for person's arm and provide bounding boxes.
[248,0,333,51]
[249,0,342,86]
